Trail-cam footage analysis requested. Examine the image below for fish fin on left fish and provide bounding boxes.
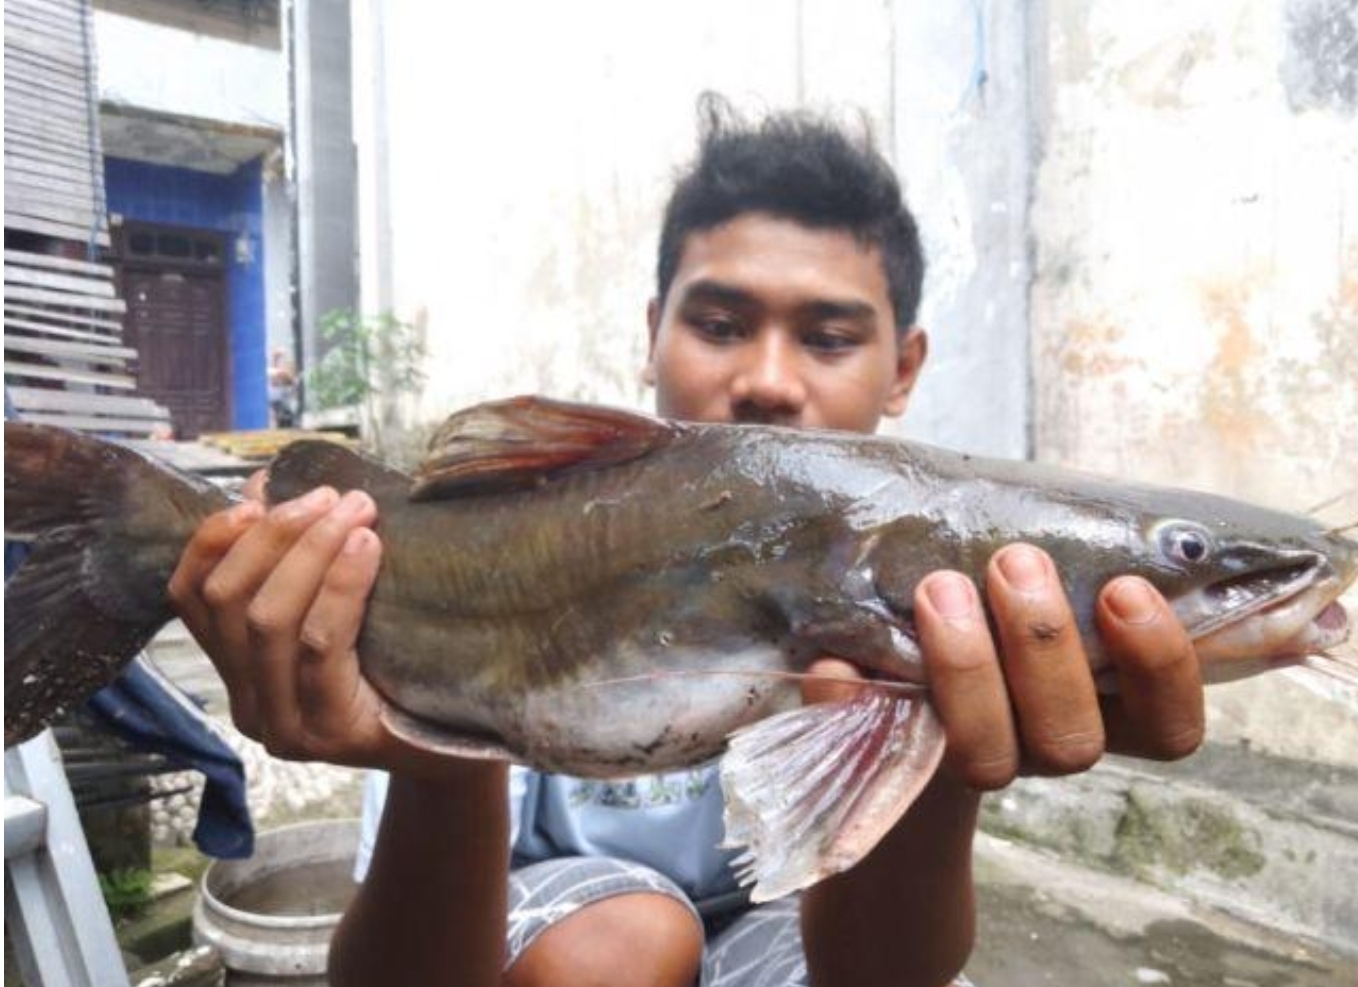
[411,396,681,500]
[719,690,945,903]
[380,705,516,762]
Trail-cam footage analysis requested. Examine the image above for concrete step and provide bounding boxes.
[979,743,1358,958]
[968,833,1358,987]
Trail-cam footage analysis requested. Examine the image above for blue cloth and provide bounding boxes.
[5,389,254,858]
[85,659,254,859]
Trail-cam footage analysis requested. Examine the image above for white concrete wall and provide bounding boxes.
[351,0,1035,456]
[94,10,286,126]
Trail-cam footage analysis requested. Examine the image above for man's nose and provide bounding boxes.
[730,333,807,422]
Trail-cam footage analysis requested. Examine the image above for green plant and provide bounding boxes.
[307,309,427,457]
[98,866,155,921]
[308,309,427,410]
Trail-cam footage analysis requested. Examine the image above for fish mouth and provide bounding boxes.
[1185,551,1353,663]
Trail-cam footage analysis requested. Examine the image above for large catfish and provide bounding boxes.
[5,397,1356,900]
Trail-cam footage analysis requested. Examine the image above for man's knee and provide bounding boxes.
[505,891,703,987]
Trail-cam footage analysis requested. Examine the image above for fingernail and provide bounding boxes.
[343,528,376,555]
[924,572,977,621]
[1106,577,1159,624]
[332,489,372,520]
[229,501,264,524]
[996,545,1048,591]
[278,486,337,520]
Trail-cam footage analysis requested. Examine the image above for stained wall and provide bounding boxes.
[1031,0,1357,764]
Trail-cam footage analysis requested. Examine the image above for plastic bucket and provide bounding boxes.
[192,819,360,986]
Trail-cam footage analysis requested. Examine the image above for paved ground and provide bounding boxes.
[147,623,1358,985]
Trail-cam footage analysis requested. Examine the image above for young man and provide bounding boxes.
[169,105,1205,987]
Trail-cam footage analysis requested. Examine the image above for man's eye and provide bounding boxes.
[694,315,744,341]
[803,329,858,353]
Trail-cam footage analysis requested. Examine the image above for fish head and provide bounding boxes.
[1124,494,1357,675]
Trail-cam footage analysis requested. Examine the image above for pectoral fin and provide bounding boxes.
[718,691,944,903]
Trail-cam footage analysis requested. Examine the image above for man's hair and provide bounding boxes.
[656,95,926,331]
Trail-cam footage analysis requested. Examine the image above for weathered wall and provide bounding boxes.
[351,0,1035,457]
[1031,0,1358,765]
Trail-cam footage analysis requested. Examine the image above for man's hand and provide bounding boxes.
[914,543,1205,790]
[167,477,467,780]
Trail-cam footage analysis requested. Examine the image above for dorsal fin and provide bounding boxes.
[411,396,680,501]
[266,440,412,505]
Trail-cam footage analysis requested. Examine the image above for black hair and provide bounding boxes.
[656,95,926,331]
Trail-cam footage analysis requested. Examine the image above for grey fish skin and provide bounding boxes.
[344,417,1357,776]
[5,398,1356,765]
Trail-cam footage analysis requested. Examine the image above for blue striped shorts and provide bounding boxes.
[506,856,976,986]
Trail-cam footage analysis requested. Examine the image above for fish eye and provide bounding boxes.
[1156,522,1214,565]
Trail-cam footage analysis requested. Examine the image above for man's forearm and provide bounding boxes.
[801,772,980,987]
[329,764,510,987]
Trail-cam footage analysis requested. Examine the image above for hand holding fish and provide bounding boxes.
[800,558,1202,986]
[165,475,494,785]
[917,553,1206,784]
[804,559,1204,785]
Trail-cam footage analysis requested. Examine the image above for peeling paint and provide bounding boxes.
[1055,317,1141,377]
[1197,274,1272,461]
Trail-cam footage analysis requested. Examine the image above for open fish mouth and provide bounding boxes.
[1184,551,1353,664]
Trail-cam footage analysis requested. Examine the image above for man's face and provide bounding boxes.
[644,213,926,435]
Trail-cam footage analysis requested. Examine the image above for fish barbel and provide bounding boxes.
[5,397,1357,899]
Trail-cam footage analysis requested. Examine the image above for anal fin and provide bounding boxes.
[379,705,516,763]
[718,691,944,902]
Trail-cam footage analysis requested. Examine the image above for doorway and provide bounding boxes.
[113,221,231,439]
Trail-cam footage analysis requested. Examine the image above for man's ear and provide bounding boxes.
[641,298,661,386]
[882,327,928,418]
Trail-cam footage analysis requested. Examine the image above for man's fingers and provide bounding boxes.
[987,545,1105,776]
[295,527,386,750]
[168,500,265,624]
[915,571,1019,790]
[193,488,337,727]
[206,487,341,611]
[168,500,267,728]
[1096,577,1205,760]
[801,657,864,704]
[247,490,377,751]
[241,468,268,503]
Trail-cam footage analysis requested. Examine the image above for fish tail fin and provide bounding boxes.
[4,422,220,747]
[718,690,945,902]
